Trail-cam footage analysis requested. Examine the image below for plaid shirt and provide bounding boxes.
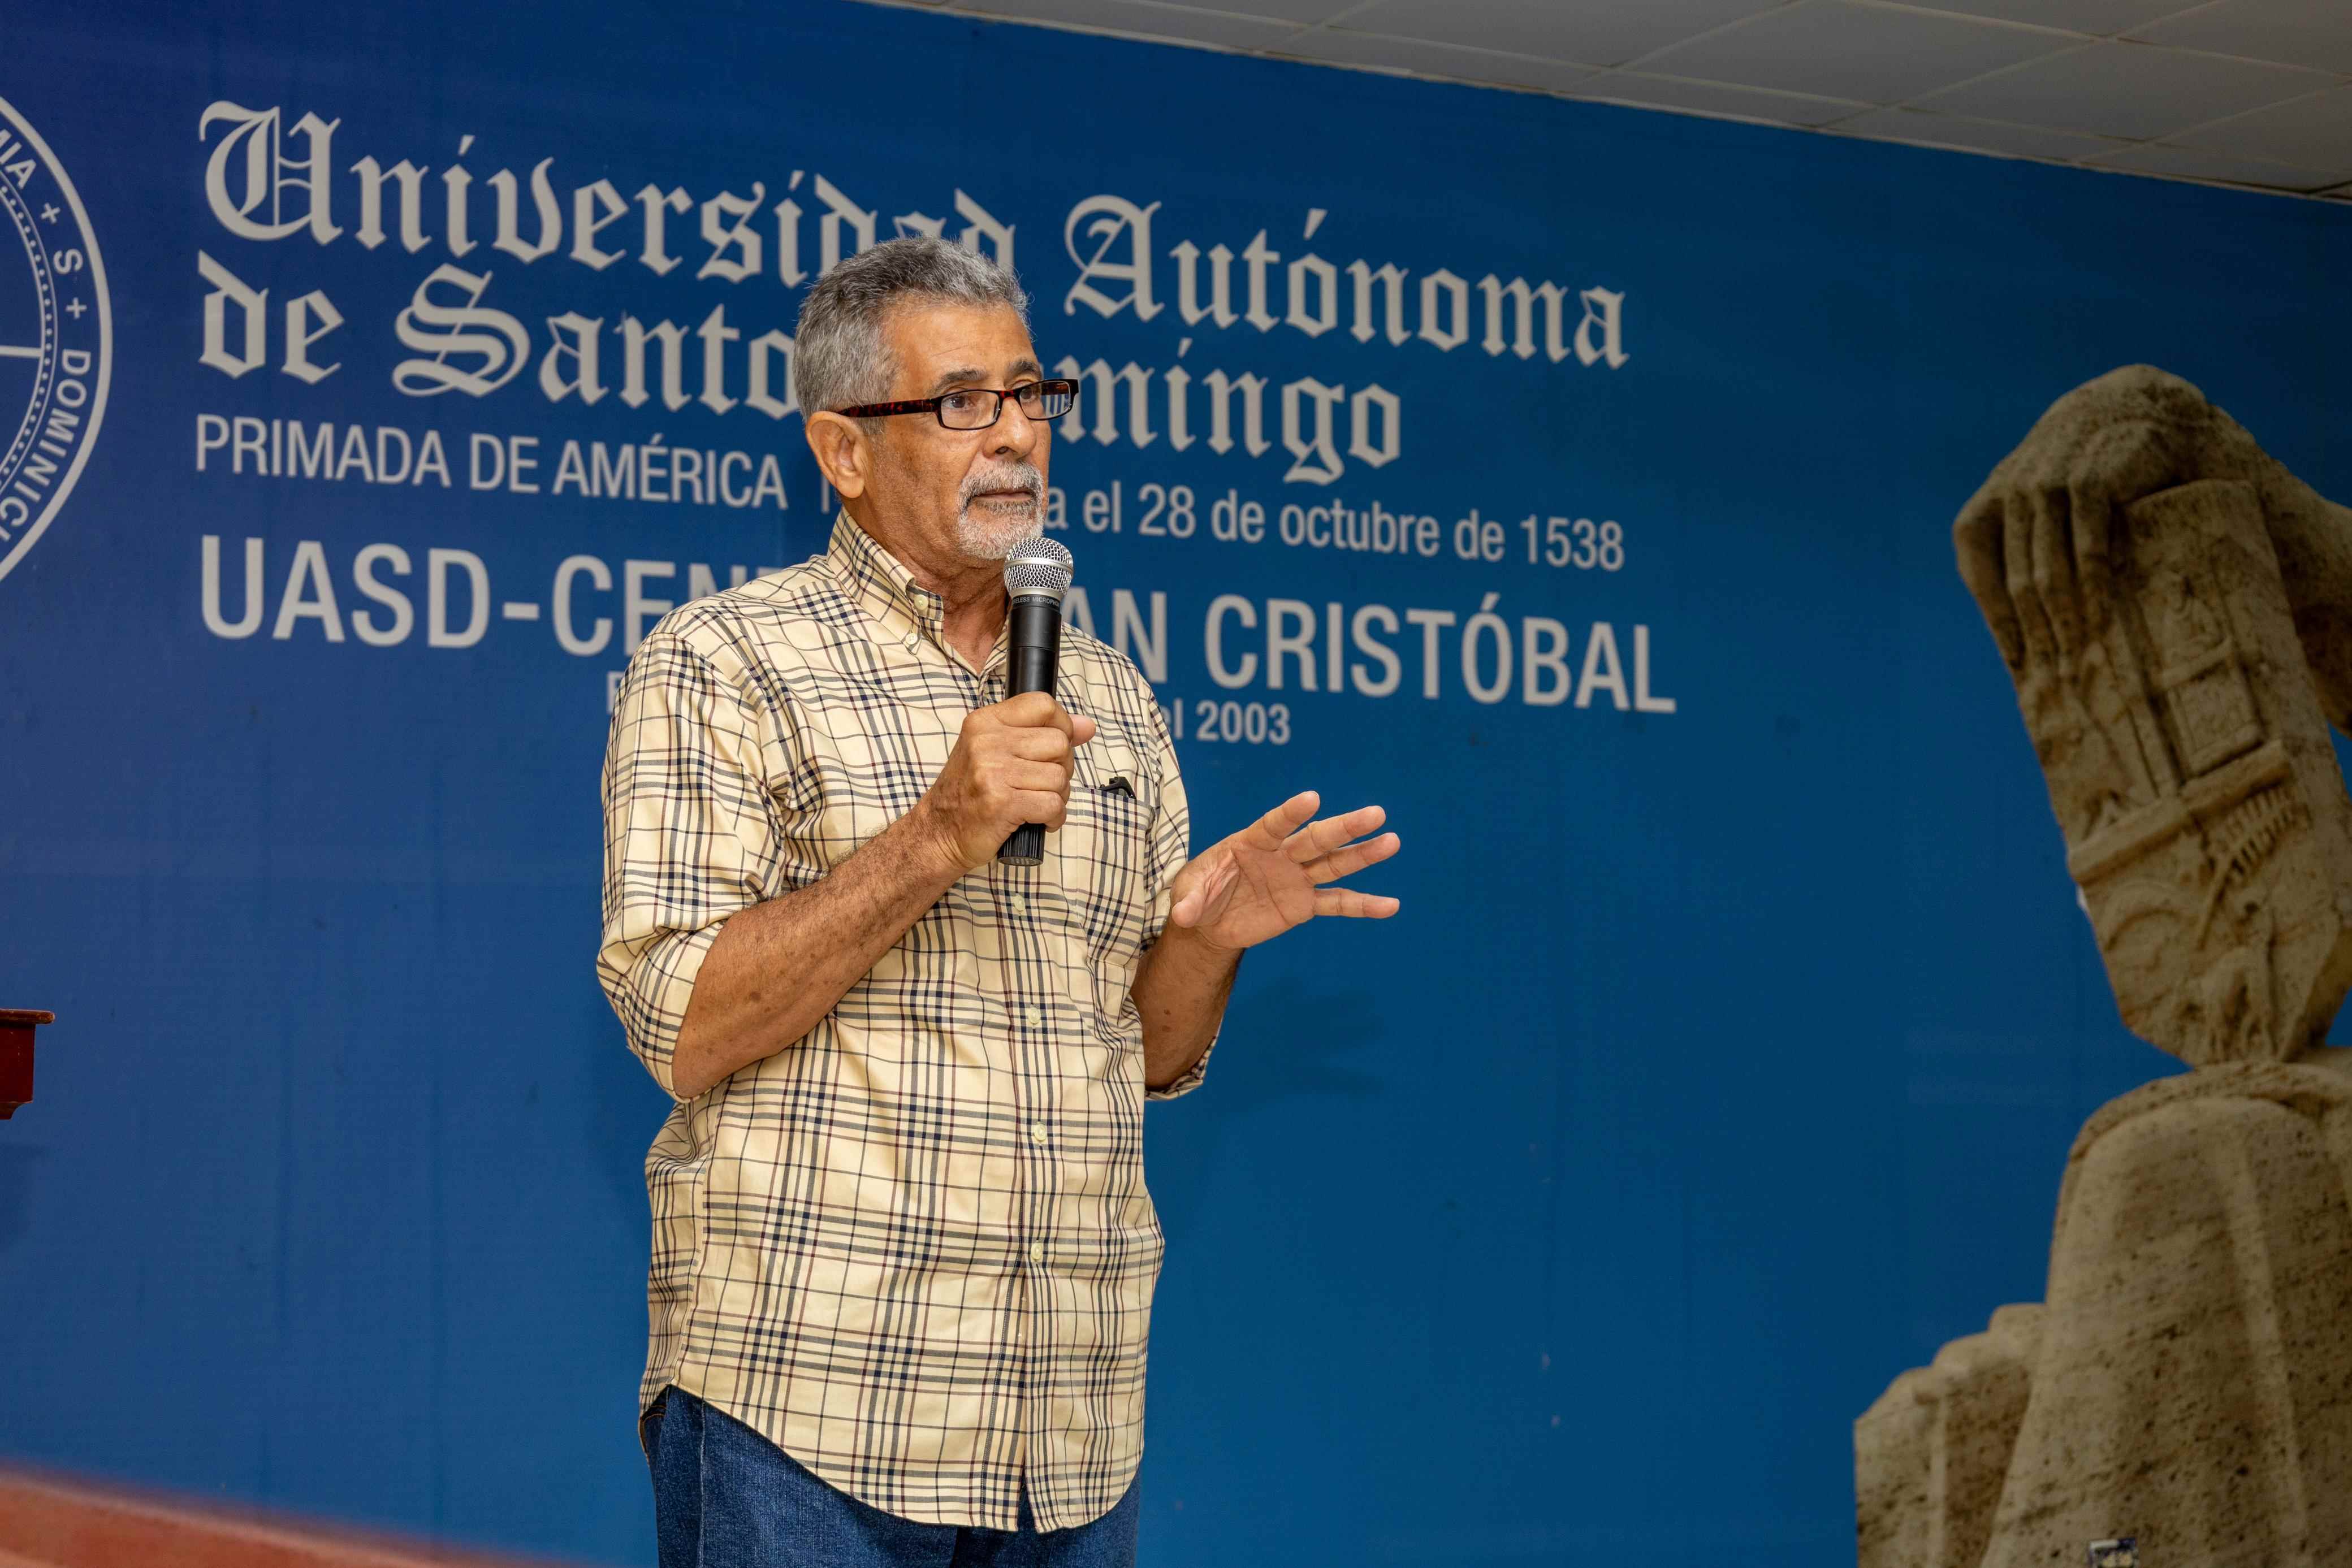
[597,513,1209,1531]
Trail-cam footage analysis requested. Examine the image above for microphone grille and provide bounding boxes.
[1002,535,1074,601]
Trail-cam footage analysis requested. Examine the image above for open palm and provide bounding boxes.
[1170,791,1402,952]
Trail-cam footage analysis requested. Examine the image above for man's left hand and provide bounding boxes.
[1169,791,1401,953]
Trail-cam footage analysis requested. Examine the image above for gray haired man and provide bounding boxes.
[598,236,1402,1566]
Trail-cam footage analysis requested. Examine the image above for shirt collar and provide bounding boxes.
[827,513,946,640]
[824,513,1011,679]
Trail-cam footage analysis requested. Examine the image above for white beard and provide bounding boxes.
[955,497,1041,560]
[955,461,1045,558]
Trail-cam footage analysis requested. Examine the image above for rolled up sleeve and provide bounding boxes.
[597,630,781,1100]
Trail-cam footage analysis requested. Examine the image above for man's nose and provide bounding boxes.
[989,397,1043,459]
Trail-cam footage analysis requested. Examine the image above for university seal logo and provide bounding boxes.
[0,95,109,586]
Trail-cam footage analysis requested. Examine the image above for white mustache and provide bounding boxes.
[960,464,1043,510]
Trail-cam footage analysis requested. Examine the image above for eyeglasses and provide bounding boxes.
[836,379,1078,431]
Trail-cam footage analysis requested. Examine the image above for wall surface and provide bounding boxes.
[1,2,2349,1563]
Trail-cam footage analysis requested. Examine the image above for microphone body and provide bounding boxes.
[996,536,1076,867]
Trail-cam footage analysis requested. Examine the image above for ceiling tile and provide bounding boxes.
[1151,0,1360,21]
[948,0,1309,47]
[1635,0,2077,103]
[881,0,2352,205]
[1831,107,2122,160]
[2082,141,2350,191]
[1891,0,2207,34]
[1333,0,1789,70]
[1917,40,2329,140]
[2172,85,2352,172]
[1567,71,1868,128]
[1274,29,1598,92]
[2128,0,2352,73]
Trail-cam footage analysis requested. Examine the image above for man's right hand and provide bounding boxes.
[917,691,1098,875]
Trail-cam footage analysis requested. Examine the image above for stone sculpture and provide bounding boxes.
[1857,366,2352,1567]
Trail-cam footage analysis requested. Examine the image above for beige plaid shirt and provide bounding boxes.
[597,513,1208,1531]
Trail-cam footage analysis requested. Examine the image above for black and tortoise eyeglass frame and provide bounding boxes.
[835,379,1078,431]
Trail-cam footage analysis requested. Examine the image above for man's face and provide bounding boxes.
[864,302,1053,563]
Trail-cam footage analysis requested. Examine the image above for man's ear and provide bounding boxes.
[804,412,871,501]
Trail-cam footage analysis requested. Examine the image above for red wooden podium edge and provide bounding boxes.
[0,1012,50,1120]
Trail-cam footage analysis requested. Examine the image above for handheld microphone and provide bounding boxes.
[998,535,1076,867]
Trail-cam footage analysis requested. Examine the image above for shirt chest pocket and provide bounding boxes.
[1055,737,1156,974]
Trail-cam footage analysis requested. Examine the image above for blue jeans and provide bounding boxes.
[641,1386,1141,1568]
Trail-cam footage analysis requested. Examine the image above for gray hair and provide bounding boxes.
[793,236,1031,421]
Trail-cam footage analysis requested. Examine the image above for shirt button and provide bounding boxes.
[1007,893,1027,915]
[1028,1241,1045,1265]
[901,633,919,652]
[1030,1124,1048,1147]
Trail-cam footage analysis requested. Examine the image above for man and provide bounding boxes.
[597,236,1402,1566]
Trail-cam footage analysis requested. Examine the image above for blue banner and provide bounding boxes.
[3,1,2349,1562]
